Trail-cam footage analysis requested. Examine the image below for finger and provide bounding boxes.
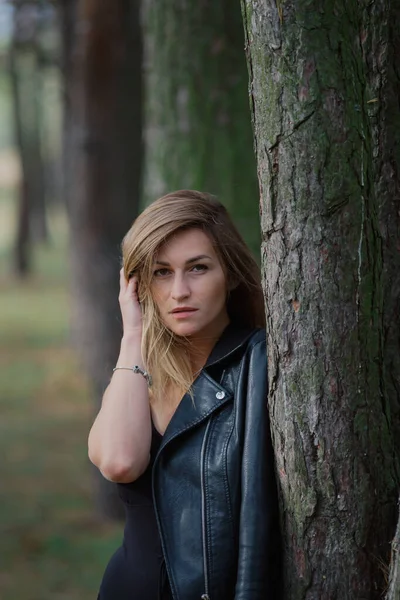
[119,268,128,292]
[127,276,139,297]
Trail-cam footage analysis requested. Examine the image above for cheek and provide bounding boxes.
[207,275,228,305]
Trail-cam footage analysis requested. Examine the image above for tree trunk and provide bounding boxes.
[9,37,31,276]
[30,51,48,244]
[10,2,48,275]
[242,1,400,598]
[386,504,400,600]
[144,0,260,253]
[60,0,143,519]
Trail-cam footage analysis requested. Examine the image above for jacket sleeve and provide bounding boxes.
[235,336,282,599]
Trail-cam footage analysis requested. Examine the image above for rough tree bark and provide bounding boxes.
[144,0,260,253]
[242,1,400,598]
[60,0,143,519]
[386,504,400,600]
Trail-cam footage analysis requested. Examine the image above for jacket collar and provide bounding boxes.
[204,322,259,369]
[155,323,260,452]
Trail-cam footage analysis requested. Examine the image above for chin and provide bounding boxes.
[162,317,203,338]
[163,311,229,339]
[169,324,200,338]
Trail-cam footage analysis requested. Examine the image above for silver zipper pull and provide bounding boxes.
[201,595,210,600]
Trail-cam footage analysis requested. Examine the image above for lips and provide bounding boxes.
[170,307,198,314]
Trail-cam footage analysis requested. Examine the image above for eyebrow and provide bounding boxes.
[154,254,212,266]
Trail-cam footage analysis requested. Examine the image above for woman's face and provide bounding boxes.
[150,228,230,339]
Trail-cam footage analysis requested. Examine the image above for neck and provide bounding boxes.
[188,316,230,374]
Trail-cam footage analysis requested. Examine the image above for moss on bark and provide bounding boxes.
[242,0,400,597]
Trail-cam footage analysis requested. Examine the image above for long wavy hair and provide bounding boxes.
[122,190,265,400]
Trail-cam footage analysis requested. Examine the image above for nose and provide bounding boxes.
[171,272,190,301]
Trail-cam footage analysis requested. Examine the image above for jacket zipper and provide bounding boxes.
[200,419,212,600]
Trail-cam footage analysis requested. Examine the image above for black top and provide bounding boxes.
[98,424,171,600]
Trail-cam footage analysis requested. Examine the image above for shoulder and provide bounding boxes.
[205,324,266,373]
[225,327,266,373]
[230,328,268,405]
[243,328,267,372]
[241,328,266,363]
[246,327,266,348]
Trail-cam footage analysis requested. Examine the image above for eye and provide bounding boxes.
[153,268,171,277]
[191,263,208,273]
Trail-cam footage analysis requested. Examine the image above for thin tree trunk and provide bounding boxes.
[386,506,400,600]
[10,2,49,276]
[60,0,143,519]
[9,16,31,276]
[30,52,47,244]
[144,0,260,253]
[242,1,400,597]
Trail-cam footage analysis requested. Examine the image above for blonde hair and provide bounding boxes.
[122,190,265,400]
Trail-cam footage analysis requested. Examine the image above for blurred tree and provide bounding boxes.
[242,0,400,598]
[144,0,260,254]
[60,0,143,519]
[10,0,48,275]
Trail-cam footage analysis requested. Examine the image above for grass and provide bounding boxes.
[0,188,122,600]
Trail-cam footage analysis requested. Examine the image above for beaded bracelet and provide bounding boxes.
[112,365,153,387]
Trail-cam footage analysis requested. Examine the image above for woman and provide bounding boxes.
[89,190,281,599]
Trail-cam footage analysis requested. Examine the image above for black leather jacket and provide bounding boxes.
[152,324,281,600]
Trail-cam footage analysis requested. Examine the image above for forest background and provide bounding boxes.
[0,1,399,600]
[1,2,260,599]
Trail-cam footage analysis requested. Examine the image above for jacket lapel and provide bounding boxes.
[158,324,259,451]
[159,370,232,451]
